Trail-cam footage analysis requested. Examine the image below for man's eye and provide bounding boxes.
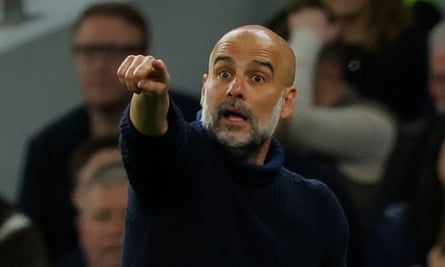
[252,75,265,83]
[219,71,231,79]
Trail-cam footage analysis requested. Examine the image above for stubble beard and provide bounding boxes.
[201,94,283,160]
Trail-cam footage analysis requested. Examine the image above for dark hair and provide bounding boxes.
[367,0,411,50]
[0,195,49,267]
[317,41,346,66]
[267,0,411,51]
[410,115,445,255]
[69,135,120,188]
[71,1,150,53]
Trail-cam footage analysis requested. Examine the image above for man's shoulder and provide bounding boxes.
[27,105,89,145]
[169,90,201,122]
[281,167,342,206]
[281,167,328,188]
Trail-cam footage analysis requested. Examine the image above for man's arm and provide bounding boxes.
[117,55,171,136]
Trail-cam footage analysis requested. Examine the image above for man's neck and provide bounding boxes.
[88,105,126,137]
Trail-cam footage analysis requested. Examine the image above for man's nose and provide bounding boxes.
[226,77,244,98]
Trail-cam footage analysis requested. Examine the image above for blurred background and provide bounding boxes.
[0,0,293,202]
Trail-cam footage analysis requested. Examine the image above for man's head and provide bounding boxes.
[200,25,297,163]
[70,136,127,267]
[71,2,149,112]
[429,21,445,113]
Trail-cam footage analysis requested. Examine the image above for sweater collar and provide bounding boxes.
[195,110,285,185]
[217,137,285,186]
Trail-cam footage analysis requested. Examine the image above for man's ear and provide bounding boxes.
[200,74,208,106]
[280,86,297,119]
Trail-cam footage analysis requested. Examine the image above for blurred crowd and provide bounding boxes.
[2,0,445,266]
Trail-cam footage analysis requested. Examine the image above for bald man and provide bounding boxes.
[117,25,349,266]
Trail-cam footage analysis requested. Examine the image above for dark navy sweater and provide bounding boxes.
[119,101,349,267]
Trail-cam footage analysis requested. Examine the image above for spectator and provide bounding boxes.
[0,194,49,267]
[378,20,445,213]
[268,0,442,123]
[364,116,445,267]
[58,136,127,267]
[17,2,200,265]
[276,7,397,227]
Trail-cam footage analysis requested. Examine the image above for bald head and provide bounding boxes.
[210,25,296,87]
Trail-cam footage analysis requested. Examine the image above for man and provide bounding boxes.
[17,2,200,265]
[378,20,445,210]
[117,24,349,266]
[58,137,128,267]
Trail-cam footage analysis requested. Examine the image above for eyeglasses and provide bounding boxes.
[72,44,145,61]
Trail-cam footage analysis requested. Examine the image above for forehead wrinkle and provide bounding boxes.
[210,26,295,85]
[211,42,276,71]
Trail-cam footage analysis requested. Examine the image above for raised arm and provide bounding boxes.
[117,55,171,136]
[283,8,396,184]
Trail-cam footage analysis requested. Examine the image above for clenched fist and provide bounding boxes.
[117,55,171,97]
[117,55,171,136]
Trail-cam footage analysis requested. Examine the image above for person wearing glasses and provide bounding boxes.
[17,2,200,265]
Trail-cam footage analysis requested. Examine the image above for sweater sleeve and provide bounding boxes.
[119,99,187,200]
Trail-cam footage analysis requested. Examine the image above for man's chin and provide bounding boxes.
[217,131,250,147]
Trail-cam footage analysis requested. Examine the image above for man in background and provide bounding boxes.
[17,2,200,265]
[58,136,127,267]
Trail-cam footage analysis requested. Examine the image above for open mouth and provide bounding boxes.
[222,108,248,122]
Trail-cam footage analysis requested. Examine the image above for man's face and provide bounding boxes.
[77,184,128,267]
[73,15,144,111]
[430,46,445,113]
[200,27,296,160]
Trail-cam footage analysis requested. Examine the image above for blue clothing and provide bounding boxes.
[363,203,424,267]
[284,149,366,267]
[119,101,349,267]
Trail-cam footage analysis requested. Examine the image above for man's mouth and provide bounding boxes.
[222,108,248,122]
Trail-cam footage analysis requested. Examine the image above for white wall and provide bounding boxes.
[0,0,289,202]
[0,28,82,202]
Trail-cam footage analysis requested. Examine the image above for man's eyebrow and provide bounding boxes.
[214,56,234,66]
[250,60,274,74]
